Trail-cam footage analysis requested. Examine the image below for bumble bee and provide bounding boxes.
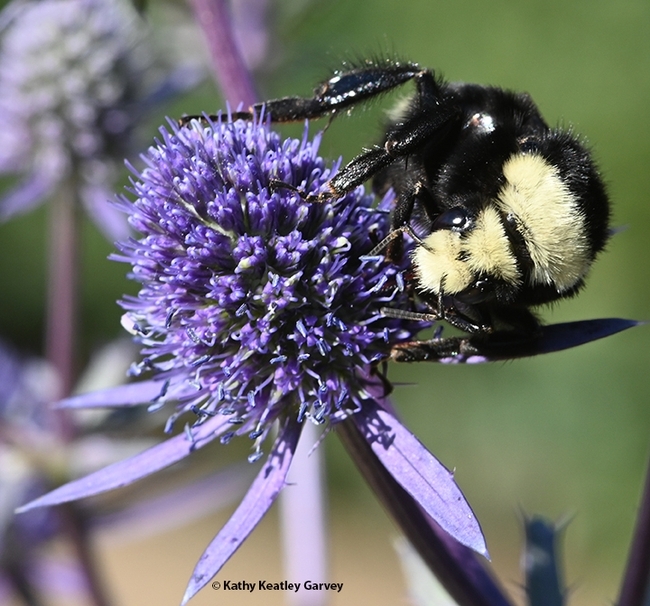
[185,59,611,362]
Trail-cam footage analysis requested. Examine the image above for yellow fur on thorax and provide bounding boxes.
[496,153,589,291]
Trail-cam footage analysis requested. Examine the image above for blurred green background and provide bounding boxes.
[2,0,649,605]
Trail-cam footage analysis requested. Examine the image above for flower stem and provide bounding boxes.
[280,421,329,606]
[618,456,650,606]
[46,179,79,433]
[187,0,257,107]
[46,178,112,606]
[60,502,113,606]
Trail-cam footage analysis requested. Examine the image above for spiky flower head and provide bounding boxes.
[0,0,152,237]
[115,113,419,458]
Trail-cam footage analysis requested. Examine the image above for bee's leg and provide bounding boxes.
[325,101,459,199]
[390,329,542,363]
[391,308,544,362]
[180,61,426,126]
[180,64,460,202]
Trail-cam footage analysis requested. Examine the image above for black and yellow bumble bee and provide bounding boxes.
[185,59,611,362]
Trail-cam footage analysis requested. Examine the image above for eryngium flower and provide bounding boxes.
[117,114,426,452]
[0,0,152,238]
[18,115,489,603]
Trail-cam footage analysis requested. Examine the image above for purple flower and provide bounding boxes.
[0,0,155,239]
[116,114,426,450]
[17,115,490,603]
[0,341,69,603]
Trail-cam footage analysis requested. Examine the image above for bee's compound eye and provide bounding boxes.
[432,207,471,232]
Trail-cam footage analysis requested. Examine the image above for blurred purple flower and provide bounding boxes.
[0,341,71,604]
[0,0,158,239]
[17,115,489,603]
[0,335,254,605]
